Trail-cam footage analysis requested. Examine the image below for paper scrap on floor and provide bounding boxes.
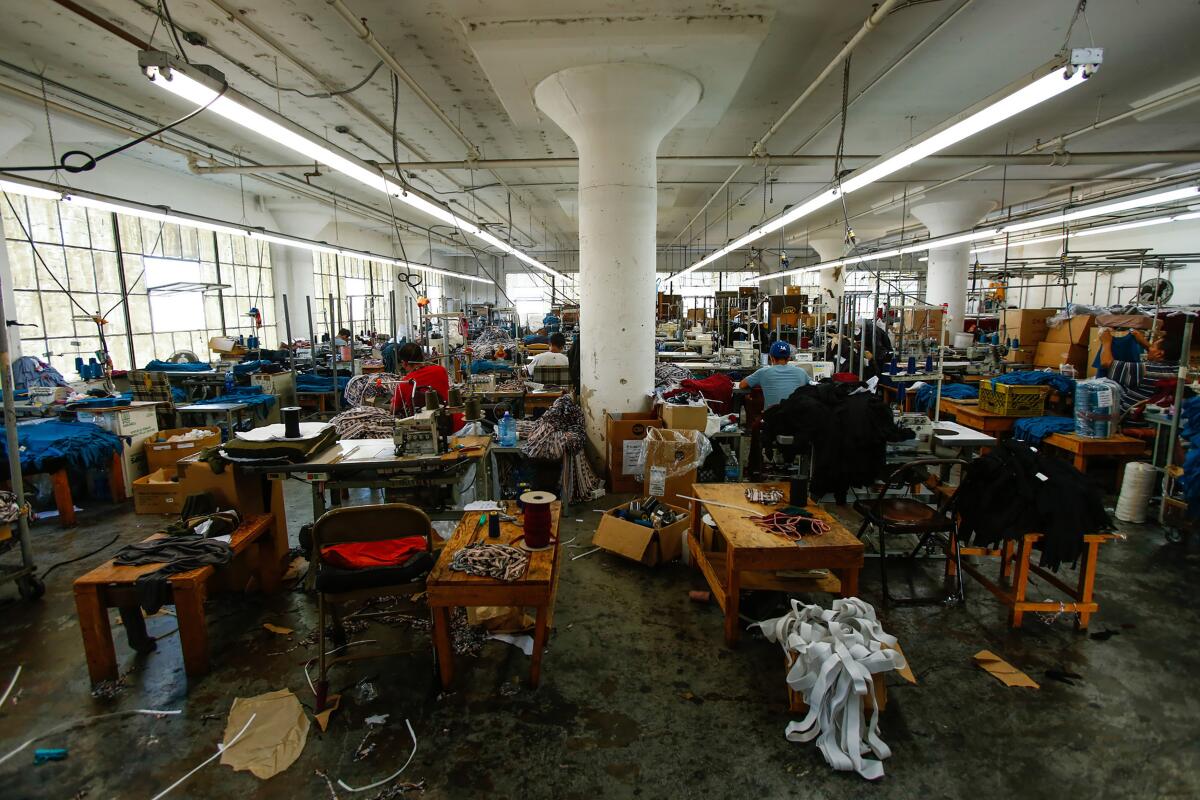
[488,633,535,656]
[974,650,1040,688]
[219,689,310,779]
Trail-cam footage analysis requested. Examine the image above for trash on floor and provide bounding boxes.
[314,695,341,733]
[33,748,68,764]
[974,650,1040,689]
[488,633,535,656]
[219,690,309,780]
[263,623,294,635]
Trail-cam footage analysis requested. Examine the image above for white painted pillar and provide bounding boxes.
[0,118,35,358]
[264,203,329,345]
[535,63,701,456]
[809,237,847,308]
[911,199,993,334]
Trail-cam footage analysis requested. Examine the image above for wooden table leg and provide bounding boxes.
[108,452,126,503]
[52,468,75,528]
[1073,453,1087,473]
[1075,539,1103,630]
[530,603,550,688]
[118,604,157,654]
[837,567,860,598]
[431,606,455,689]
[1008,535,1036,629]
[724,552,740,648]
[75,586,117,684]
[172,582,210,678]
[1000,539,1015,583]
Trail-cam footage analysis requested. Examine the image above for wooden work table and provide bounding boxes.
[426,500,562,688]
[937,398,1017,436]
[687,482,864,647]
[1043,432,1147,486]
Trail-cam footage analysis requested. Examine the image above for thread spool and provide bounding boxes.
[424,390,440,412]
[519,491,556,550]
[448,387,462,406]
[464,396,482,421]
[282,406,302,438]
[1115,461,1156,523]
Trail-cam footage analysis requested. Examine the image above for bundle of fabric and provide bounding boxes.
[143,359,210,372]
[343,373,405,407]
[950,439,1110,570]
[0,420,123,474]
[330,406,394,439]
[753,598,907,780]
[12,356,70,393]
[1180,395,1200,518]
[520,395,603,502]
[114,537,233,613]
[449,541,528,581]
[296,373,351,394]
[0,491,20,524]
[191,385,278,418]
[913,381,977,412]
[1012,415,1076,444]
[231,360,276,375]
[761,382,913,501]
[655,362,691,388]
[470,326,516,360]
[494,376,526,392]
[469,359,513,375]
[990,369,1076,396]
[663,373,734,414]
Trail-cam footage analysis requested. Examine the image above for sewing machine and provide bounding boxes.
[893,412,935,454]
[393,389,466,456]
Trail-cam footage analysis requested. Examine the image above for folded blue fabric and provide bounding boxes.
[1180,396,1200,518]
[232,360,274,375]
[1013,415,1076,444]
[190,385,277,418]
[469,360,513,375]
[1,420,123,473]
[915,382,978,412]
[296,374,351,393]
[143,359,211,372]
[990,370,1075,395]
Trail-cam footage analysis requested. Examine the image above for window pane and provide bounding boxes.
[7,241,36,290]
[87,209,115,250]
[14,291,43,339]
[67,247,97,293]
[94,251,121,293]
[27,198,61,243]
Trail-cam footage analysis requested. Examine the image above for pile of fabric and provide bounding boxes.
[663,373,734,414]
[190,385,278,419]
[494,376,526,392]
[753,598,907,780]
[12,356,70,394]
[761,382,912,501]
[519,395,603,502]
[343,373,405,407]
[296,373,351,394]
[143,359,210,373]
[1180,395,1200,518]
[950,439,1110,570]
[449,541,528,582]
[1,420,123,474]
[1012,415,1076,444]
[330,406,395,439]
[470,326,516,360]
[912,370,1076,413]
[0,491,21,524]
[114,537,233,613]
[654,363,691,388]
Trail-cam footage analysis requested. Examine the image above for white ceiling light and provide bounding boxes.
[0,178,63,201]
[677,53,1098,280]
[999,185,1200,234]
[139,51,565,281]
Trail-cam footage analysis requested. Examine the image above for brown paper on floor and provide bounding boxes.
[884,642,917,684]
[314,694,341,732]
[467,606,535,633]
[974,650,1040,689]
[262,623,294,635]
[219,689,311,779]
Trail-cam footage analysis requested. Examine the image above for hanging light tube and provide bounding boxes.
[138,51,565,281]
[999,185,1200,234]
[675,54,1098,281]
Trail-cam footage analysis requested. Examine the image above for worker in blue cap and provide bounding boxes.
[740,340,811,476]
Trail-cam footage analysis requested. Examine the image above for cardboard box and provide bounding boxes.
[659,403,708,432]
[1086,326,1103,378]
[1045,314,1094,345]
[1000,309,1055,346]
[903,309,945,334]
[1034,342,1087,373]
[592,500,690,566]
[605,412,664,493]
[1004,346,1036,364]
[642,429,701,509]
[133,468,187,514]
[144,426,221,473]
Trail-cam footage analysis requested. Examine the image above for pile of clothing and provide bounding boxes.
[654,363,691,388]
[343,373,404,407]
[221,422,338,464]
[12,356,71,395]
[1,420,123,474]
[143,359,210,373]
[296,373,351,394]
[1181,395,1200,518]
[912,370,1075,413]
[1012,415,1076,444]
[761,382,913,502]
[519,395,602,503]
[330,406,395,439]
[662,373,734,414]
[950,439,1110,570]
[470,326,516,360]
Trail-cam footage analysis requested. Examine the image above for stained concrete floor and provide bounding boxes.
[1,480,1198,799]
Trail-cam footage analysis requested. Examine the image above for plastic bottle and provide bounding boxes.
[498,411,517,447]
[224,371,235,394]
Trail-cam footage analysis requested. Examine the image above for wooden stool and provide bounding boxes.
[73,514,278,685]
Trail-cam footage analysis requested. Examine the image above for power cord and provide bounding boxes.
[40,534,120,580]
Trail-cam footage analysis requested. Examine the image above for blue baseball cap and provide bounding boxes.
[770,341,792,360]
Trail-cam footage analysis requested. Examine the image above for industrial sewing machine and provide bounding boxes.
[392,388,465,456]
[893,412,935,454]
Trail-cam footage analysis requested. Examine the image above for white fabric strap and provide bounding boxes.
[752,598,906,780]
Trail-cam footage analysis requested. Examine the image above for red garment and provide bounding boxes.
[391,364,464,428]
[322,536,426,569]
[665,374,734,414]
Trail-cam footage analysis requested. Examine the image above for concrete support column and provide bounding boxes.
[911,199,993,334]
[0,118,35,358]
[535,63,700,456]
[264,203,330,345]
[809,237,847,311]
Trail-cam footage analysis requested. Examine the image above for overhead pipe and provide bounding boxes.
[186,151,1200,175]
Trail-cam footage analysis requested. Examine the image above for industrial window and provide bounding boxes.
[312,252,388,341]
[504,271,575,329]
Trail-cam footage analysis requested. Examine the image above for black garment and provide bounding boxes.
[113,537,233,613]
[760,382,912,501]
[949,440,1110,571]
[567,336,582,395]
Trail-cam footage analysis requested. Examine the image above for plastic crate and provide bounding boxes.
[978,381,1048,417]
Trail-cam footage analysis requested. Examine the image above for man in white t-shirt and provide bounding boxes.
[526,332,569,375]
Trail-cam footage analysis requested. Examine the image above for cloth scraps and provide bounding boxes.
[449,542,529,582]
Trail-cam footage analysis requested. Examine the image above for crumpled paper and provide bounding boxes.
[219,689,310,779]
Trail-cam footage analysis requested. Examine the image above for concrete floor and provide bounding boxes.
[1,480,1198,799]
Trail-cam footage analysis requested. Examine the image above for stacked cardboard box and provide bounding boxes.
[605,412,664,493]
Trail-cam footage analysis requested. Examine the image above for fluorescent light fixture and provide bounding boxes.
[0,178,63,201]
[64,194,249,238]
[677,58,1093,281]
[140,51,565,281]
[1000,185,1200,234]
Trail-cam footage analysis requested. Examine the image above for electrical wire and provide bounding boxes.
[40,534,120,580]
[0,85,228,174]
[157,0,190,64]
[148,712,256,800]
[0,708,181,768]
[0,665,20,710]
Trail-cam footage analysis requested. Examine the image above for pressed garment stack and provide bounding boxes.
[330,406,395,439]
[519,396,603,503]
[753,598,907,780]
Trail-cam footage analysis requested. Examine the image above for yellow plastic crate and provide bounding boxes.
[978,381,1048,417]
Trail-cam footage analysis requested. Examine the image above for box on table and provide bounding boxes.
[642,428,702,509]
[133,468,186,514]
[659,403,708,432]
[978,381,1049,417]
[1000,309,1055,346]
[1004,346,1037,364]
[1045,314,1094,345]
[144,426,221,473]
[1086,327,1103,377]
[78,402,159,497]
[605,412,664,493]
[1034,342,1087,373]
[592,500,690,566]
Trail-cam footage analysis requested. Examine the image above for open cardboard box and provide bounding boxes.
[593,500,690,567]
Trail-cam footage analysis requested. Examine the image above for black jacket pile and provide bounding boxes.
[949,440,1110,570]
[760,382,913,501]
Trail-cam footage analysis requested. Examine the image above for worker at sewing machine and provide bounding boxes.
[526,332,568,375]
[740,341,811,477]
[390,342,462,428]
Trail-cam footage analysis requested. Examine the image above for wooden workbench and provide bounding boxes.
[937,398,1017,436]
[426,500,562,688]
[687,482,864,647]
[1043,432,1148,485]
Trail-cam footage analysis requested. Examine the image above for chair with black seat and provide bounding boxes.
[853,458,967,606]
[311,502,436,710]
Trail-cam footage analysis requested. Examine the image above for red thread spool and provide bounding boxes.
[520,491,555,549]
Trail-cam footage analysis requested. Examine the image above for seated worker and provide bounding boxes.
[741,341,811,476]
[527,332,569,375]
[391,342,458,425]
[334,328,352,346]
[1096,328,1176,415]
